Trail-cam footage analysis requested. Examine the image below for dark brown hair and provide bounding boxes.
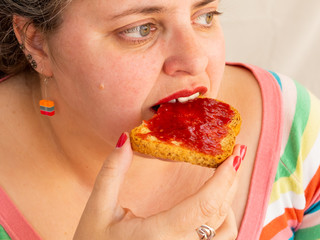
[0,0,71,77]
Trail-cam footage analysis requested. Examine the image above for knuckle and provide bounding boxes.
[100,159,120,178]
[198,199,219,218]
[219,201,229,217]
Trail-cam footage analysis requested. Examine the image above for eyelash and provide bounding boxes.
[117,10,222,45]
[194,10,222,29]
[119,23,158,45]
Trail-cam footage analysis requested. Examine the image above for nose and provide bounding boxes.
[163,28,209,77]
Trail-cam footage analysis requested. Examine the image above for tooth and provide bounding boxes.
[177,92,200,103]
[177,96,189,103]
[168,99,177,103]
[189,92,200,99]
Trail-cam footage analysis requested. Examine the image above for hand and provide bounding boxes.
[209,208,238,240]
[73,133,245,240]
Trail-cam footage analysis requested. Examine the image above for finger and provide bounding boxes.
[213,208,238,240]
[205,166,240,230]
[75,133,132,235]
[183,209,238,240]
[206,144,244,229]
[150,144,245,237]
[91,133,132,216]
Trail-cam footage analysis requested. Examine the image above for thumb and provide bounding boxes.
[93,132,132,215]
[81,133,132,225]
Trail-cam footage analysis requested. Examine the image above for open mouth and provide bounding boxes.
[151,92,201,113]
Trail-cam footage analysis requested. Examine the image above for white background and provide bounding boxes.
[219,0,320,98]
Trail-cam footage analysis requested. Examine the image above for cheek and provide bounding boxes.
[106,55,157,95]
[51,39,161,134]
[88,53,161,137]
[97,53,160,112]
[206,32,226,97]
[46,11,164,143]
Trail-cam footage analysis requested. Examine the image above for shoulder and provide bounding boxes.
[220,64,262,110]
[272,73,320,157]
[269,72,320,201]
[264,73,320,239]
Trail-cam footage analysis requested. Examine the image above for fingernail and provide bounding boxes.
[116,133,127,148]
[240,145,247,160]
[233,156,241,172]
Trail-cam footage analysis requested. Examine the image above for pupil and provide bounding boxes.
[206,13,213,24]
[140,25,150,37]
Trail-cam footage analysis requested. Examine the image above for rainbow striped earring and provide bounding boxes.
[39,77,55,116]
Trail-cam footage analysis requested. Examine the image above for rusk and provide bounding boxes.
[130,98,241,168]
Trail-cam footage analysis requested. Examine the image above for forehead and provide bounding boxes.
[58,0,219,31]
[68,0,218,16]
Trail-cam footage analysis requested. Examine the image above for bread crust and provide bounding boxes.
[130,98,241,168]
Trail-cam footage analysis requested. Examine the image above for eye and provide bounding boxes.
[194,11,219,27]
[122,23,154,38]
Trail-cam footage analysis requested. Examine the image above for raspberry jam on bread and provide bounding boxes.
[130,98,241,168]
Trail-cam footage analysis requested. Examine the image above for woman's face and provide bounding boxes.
[46,0,225,144]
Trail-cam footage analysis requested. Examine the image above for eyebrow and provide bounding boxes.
[109,6,167,20]
[192,0,216,9]
[109,0,216,20]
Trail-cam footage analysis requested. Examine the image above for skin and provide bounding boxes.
[0,0,263,239]
[43,0,225,147]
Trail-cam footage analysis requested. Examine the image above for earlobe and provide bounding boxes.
[12,15,52,76]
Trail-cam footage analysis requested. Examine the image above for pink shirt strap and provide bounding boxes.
[228,63,283,239]
[0,188,42,239]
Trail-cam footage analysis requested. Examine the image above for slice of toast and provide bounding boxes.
[130,97,241,168]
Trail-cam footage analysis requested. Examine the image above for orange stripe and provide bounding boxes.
[260,208,304,239]
[39,100,54,108]
[304,166,320,208]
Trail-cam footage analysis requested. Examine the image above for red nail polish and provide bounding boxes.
[233,156,241,172]
[116,133,127,148]
[240,145,247,160]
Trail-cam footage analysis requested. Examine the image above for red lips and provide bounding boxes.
[154,86,207,106]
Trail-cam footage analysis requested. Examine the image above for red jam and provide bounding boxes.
[141,98,235,155]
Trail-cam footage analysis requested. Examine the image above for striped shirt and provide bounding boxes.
[236,64,320,239]
[260,72,320,239]
[1,64,320,239]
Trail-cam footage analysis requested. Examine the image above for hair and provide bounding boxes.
[0,0,72,77]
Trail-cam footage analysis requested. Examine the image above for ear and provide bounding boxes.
[12,15,53,77]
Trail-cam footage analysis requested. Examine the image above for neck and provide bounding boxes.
[29,80,112,188]
[41,114,113,187]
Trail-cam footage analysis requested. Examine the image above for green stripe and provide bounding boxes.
[0,225,11,240]
[275,81,311,181]
[40,106,55,112]
[294,225,320,239]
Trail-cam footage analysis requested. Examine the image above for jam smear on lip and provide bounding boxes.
[140,98,235,155]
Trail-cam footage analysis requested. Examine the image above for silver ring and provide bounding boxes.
[196,225,216,240]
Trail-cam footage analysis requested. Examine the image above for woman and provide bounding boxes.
[1,0,319,239]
